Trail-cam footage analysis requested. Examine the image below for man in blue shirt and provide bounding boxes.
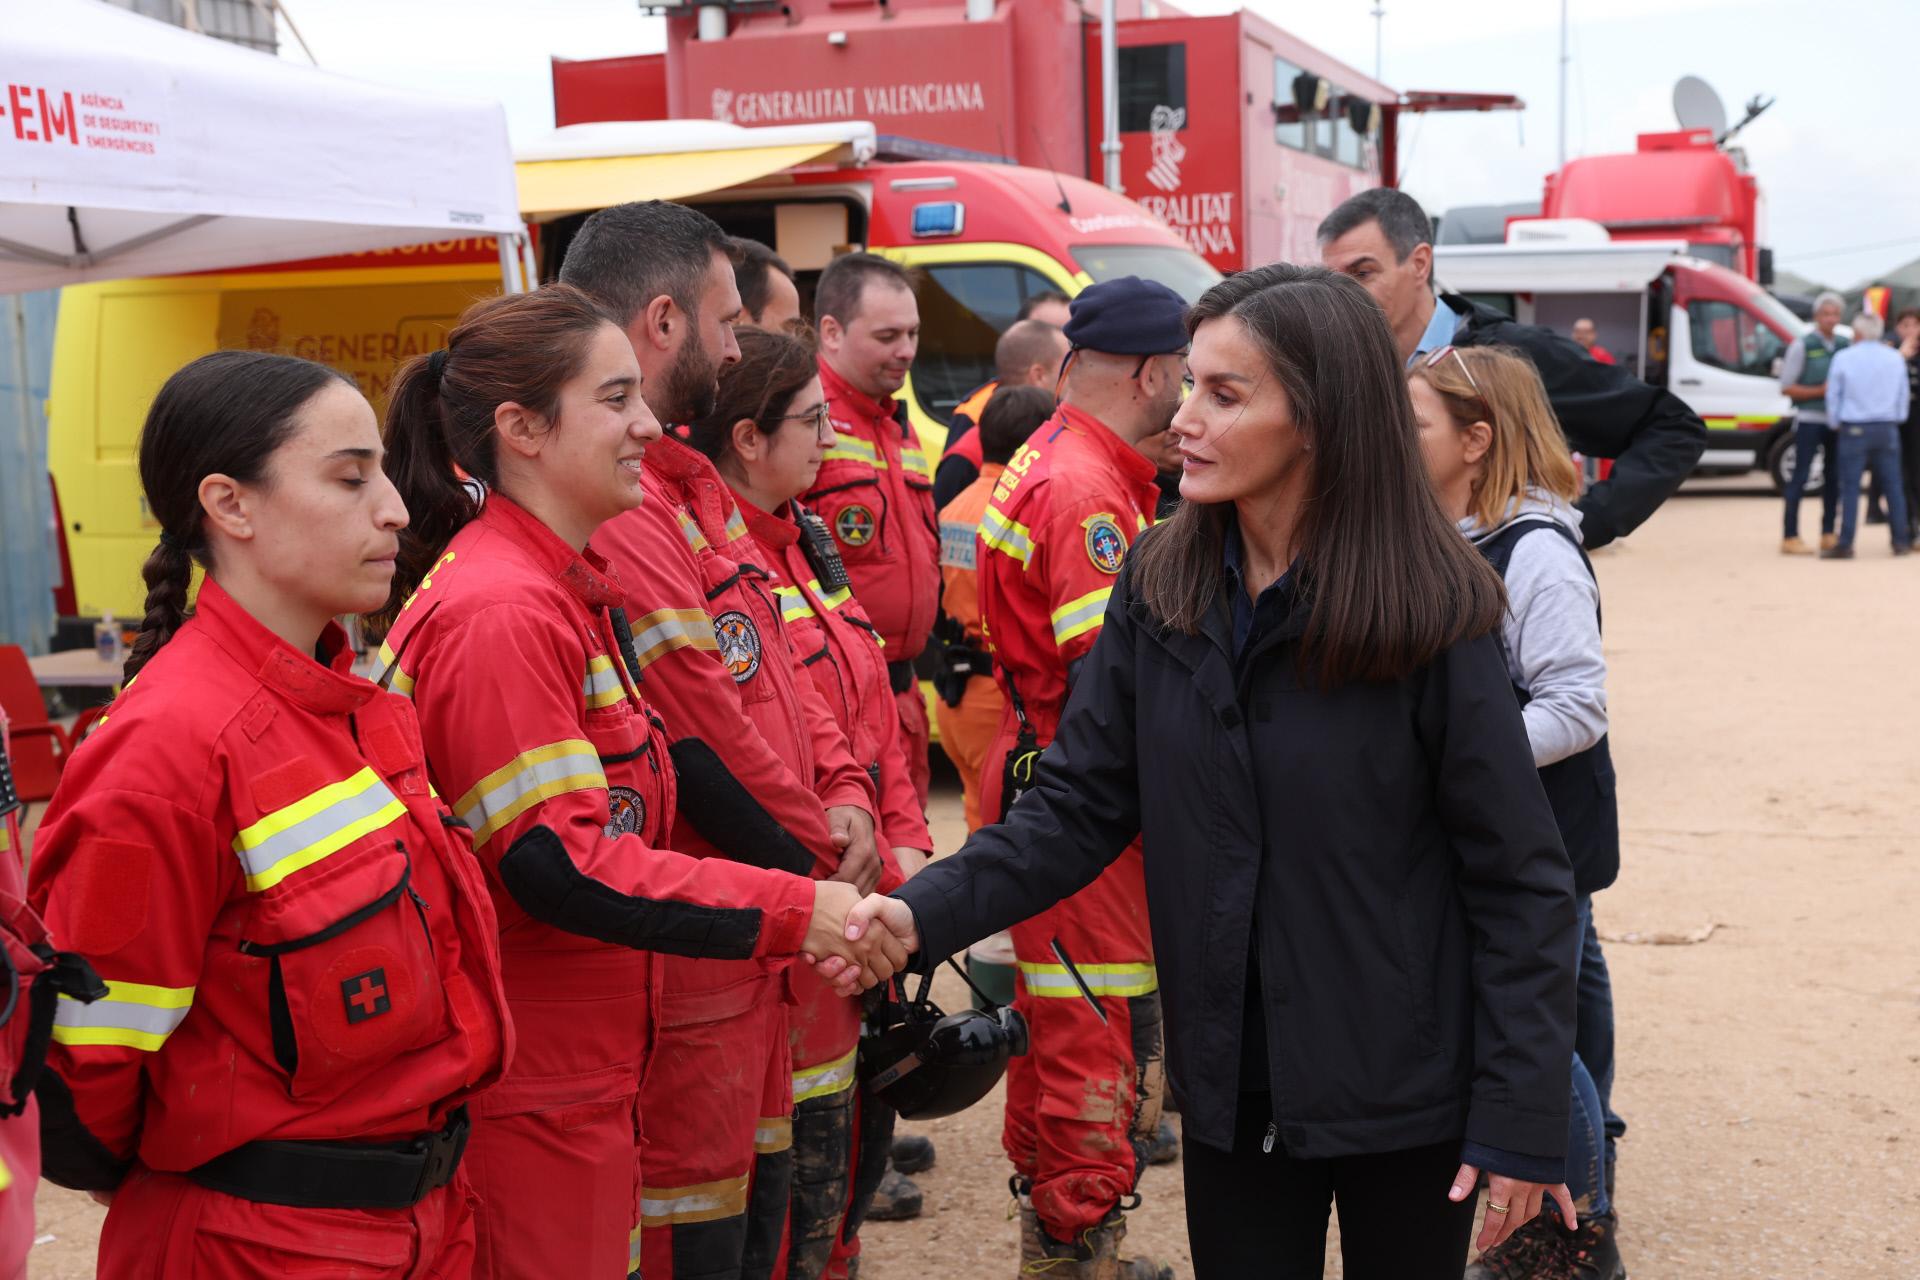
[1821,311,1912,559]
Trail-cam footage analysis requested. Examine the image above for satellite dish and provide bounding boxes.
[1673,76,1728,136]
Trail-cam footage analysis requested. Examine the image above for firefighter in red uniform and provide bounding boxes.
[932,316,1071,511]
[377,288,899,1279]
[804,253,940,807]
[28,352,512,1278]
[558,203,892,1280]
[974,279,1189,1279]
[935,385,1057,833]
[685,326,935,1280]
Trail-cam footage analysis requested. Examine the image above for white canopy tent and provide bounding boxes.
[0,0,527,293]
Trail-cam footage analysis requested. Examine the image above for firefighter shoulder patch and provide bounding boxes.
[1083,513,1128,575]
[833,504,877,548]
[605,786,646,838]
[713,610,763,683]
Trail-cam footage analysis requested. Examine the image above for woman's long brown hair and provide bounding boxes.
[1129,263,1505,686]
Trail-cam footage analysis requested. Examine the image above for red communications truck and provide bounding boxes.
[550,0,1519,275]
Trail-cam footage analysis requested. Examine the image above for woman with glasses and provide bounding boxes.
[685,325,930,1280]
[839,264,1581,1279]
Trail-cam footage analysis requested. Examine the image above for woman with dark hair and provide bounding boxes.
[374,286,899,1279]
[838,264,1580,1279]
[27,350,513,1276]
[684,324,930,1280]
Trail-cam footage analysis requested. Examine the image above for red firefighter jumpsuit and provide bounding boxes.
[804,358,942,807]
[595,436,879,1280]
[381,493,818,1280]
[935,461,1009,834]
[0,739,41,1280]
[738,497,928,1280]
[28,577,512,1278]
[975,405,1166,1245]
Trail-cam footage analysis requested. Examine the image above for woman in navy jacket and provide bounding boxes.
[837,265,1580,1279]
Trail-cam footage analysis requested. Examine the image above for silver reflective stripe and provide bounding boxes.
[51,981,194,1051]
[458,742,606,842]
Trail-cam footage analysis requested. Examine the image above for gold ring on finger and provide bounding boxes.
[1486,1202,1510,1215]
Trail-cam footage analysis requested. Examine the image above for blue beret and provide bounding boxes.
[1062,276,1190,356]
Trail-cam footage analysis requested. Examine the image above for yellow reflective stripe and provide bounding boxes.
[1015,961,1158,998]
[724,506,749,544]
[755,1115,794,1154]
[1050,587,1112,648]
[0,825,9,855]
[582,654,624,709]
[1703,414,1784,430]
[232,767,407,892]
[376,640,415,700]
[902,444,930,474]
[806,578,852,612]
[640,1174,751,1226]
[629,607,721,669]
[52,979,195,1051]
[774,586,816,624]
[675,509,710,553]
[629,1224,643,1272]
[979,505,1033,566]
[792,1046,859,1103]
[1136,511,1150,532]
[455,739,606,846]
[824,433,884,467]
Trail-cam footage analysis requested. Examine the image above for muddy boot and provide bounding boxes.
[1463,1210,1570,1279]
[1564,1211,1626,1280]
[865,1163,923,1222]
[891,1133,936,1174]
[1145,1118,1179,1166]
[1023,1207,1173,1280]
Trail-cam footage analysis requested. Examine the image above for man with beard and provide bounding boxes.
[560,201,885,1280]
[970,277,1185,1280]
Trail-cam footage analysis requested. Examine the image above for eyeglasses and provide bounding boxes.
[1421,344,1482,397]
[779,403,832,434]
[1131,348,1191,379]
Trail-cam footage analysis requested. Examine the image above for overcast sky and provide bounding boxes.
[288,0,1915,288]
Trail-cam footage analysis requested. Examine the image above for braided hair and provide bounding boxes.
[124,351,351,683]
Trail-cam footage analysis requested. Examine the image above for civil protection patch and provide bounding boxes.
[605,786,647,838]
[713,610,764,683]
[834,504,877,548]
[1083,513,1128,574]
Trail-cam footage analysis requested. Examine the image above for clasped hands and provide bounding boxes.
[801,887,922,995]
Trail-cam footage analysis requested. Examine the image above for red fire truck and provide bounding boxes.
[550,0,1519,274]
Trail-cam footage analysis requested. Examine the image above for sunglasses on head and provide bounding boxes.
[1421,344,1482,397]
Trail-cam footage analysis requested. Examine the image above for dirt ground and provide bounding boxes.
[25,478,1920,1277]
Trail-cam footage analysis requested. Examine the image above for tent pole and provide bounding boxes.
[519,232,539,293]
[497,234,523,295]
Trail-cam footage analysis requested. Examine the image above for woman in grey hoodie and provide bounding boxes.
[1412,344,1627,1280]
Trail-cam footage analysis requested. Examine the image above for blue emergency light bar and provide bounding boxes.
[911,202,966,238]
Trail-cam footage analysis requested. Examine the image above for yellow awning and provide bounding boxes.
[516,142,843,221]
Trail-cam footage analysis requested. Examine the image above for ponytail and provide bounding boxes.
[122,537,194,684]
[372,284,620,632]
[372,355,478,633]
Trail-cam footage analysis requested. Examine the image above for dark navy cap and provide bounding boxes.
[1061,276,1189,356]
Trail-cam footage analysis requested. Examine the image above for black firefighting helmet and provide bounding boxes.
[859,961,1028,1120]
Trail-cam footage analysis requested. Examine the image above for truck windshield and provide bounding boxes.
[1071,245,1222,303]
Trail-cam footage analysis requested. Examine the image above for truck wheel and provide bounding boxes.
[1768,433,1824,497]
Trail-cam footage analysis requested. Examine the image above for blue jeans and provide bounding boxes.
[1835,421,1910,550]
[1566,896,1618,1216]
[1783,420,1838,538]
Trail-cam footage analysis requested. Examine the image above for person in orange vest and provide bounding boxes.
[933,317,1073,510]
[805,254,941,807]
[29,350,513,1277]
[971,277,1187,1279]
[559,202,891,1280]
[933,384,1056,833]
[685,325,935,1280]
[376,286,901,1279]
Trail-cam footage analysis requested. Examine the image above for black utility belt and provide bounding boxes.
[887,661,916,695]
[188,1104,470,1209]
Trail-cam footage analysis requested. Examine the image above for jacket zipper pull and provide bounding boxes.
[1262,1122,1277,1154]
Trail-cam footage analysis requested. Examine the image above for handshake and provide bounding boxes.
[802,883,923,997]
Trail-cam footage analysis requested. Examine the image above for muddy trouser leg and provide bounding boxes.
[781,966,864,1280]
[641,957,788,1280]
[1006,863,1160,1248]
